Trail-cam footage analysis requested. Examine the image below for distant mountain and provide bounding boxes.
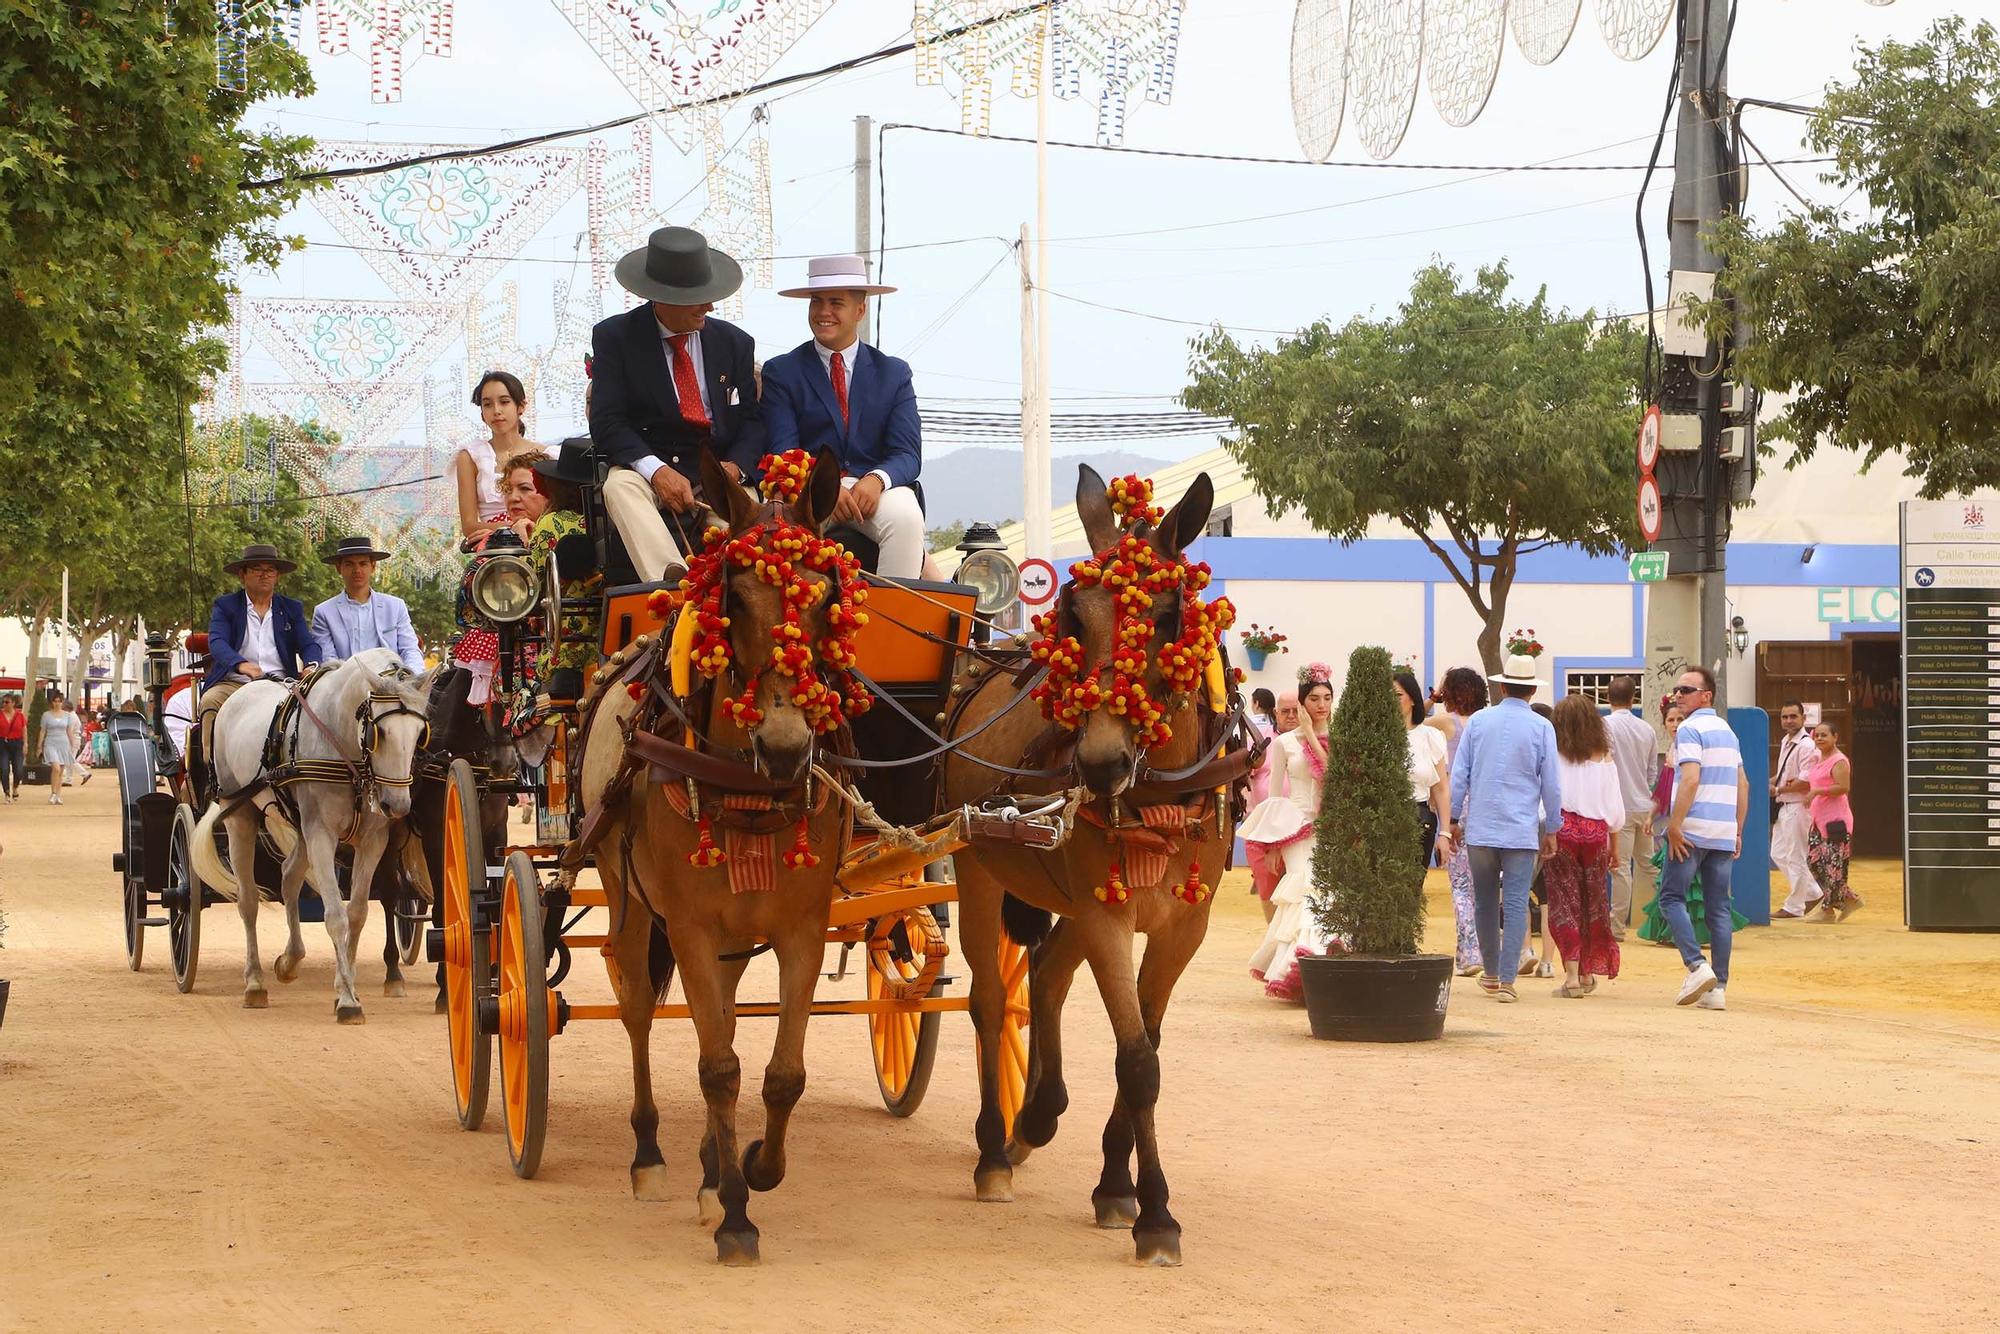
[918,447,1172,529]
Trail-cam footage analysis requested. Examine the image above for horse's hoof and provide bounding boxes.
[714,1229,760,1267]
[243,989,269,1010]
[1134,1228,1183,1267]
[383,979,407,998]
[631,1164,673,1202]
[974,1167,1013,1204]
[741,1139,784,1193]
[335,1005,367,1025]
[273,954,300,983]
[695,1186,723,1227]
[1094,1195,1140,1230]
[1004,1137,1035,1167]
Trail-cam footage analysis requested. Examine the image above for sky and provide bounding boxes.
[232,0,1964,464]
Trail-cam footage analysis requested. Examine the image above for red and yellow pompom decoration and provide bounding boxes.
[1027,478,1236,753]
[1174,861,1210,905]
[667,449,872,741]
[783,816,821,870]
[689,815,725,868]
[1094,860,1132,905]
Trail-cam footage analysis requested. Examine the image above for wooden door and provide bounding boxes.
[1754,638,1900,858]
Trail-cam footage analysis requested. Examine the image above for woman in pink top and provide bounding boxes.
[1546,695,1623,995]
[1805,721,1859,920]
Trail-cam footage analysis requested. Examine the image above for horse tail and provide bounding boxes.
[190,803,240,903]
[648,920,676,1005]
[1000,892,1052,951]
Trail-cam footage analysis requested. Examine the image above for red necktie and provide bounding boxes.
[830,349,849,425]
[669,332,709,429]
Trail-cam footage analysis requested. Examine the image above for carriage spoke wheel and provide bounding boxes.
[497,850,552,1179]
[394,867,425,967]
[443,759,492,1132]
[996,938,1031,1139]
[168,805,203,994]
[867,910,944,1118]
[123,874,145,972]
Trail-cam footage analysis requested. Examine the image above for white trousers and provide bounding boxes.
[1772,801,1822,912]
[841,478,925,578]
[602,466,719,583]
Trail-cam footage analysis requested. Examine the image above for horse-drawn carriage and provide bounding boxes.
[431,445,1066,1190]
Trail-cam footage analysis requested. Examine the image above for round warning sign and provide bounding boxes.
[1637,474,1663,545]
[1637,404,1663,474]
[1018,557,1059,607]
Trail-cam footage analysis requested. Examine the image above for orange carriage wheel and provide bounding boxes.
[442,759,491,1132]
[866,907,944,1117]
[497,850,552,1179]
[995,937,1031,1139]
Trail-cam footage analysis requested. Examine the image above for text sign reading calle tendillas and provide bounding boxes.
[1902,497,2000,931]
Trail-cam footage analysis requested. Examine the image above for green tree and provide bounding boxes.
[0,3,312,594]
[1704,17,2000,496]
[1309,646,1425,957]
[1185,261,1644,682]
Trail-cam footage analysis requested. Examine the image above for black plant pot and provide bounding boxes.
[0,977,10,1031]
[1298,953,1452,1043]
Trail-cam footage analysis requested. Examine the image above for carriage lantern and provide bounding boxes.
[143,631,173,696]
[953,522,1019,625]
[468,531,538,624]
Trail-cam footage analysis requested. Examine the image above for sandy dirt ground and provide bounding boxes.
[3,778,1999,1333]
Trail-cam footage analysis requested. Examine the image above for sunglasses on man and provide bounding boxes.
[1673,684,1706,695]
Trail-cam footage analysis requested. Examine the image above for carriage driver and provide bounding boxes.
[757,255,926,579]
[192,544,322,782]
[589,225,765,583]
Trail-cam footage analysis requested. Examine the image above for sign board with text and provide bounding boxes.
[1629,550,1669,583]
[1902,498,2000,930]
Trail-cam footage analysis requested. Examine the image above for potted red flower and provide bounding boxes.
[1241,623,1289,671]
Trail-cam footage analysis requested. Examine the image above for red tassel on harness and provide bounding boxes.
[1175,860,1210,905]
[783,816,820,870]
[1094,860,1131,905]
[689,815,726,868]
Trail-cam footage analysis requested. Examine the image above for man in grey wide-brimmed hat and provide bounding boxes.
[588,225,767,582]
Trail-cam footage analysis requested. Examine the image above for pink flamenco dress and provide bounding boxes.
[1241,728,1333,1001]
[451,438,507,704]
[1244,714,1283,902]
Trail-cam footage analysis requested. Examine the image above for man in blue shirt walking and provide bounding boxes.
[1448,651,1563,1003]
[1659,666,1750,1010]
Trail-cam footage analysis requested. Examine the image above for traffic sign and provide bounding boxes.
[1018,557,1058,607]
[1629,550,1669,583]
[1637,404,1663,474]
[1637,474,1663,545]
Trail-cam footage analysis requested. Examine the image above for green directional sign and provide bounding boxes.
[1629,551,1670,583]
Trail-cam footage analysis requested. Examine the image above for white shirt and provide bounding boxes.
[338,593,381,651]
[1604,708,1658,814]
[240,597,284,677]
[1405,723,1448,802]
[633,321,713,483]
[813,337,892,490]
[1559,754,1627,825]
[1774,727,1813,805]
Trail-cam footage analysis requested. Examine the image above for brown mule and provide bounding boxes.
[579,447,853,1266]
[941,465,1253,1266]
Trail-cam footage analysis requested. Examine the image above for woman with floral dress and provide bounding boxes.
[1546,694,1623,995]
[453,371,540,704]
[1424,667,1486,975]
[1806,721,1860,920]
[1241,663,1336,1000]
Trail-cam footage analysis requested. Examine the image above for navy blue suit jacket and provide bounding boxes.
[587,306,765,483]
[204,591,320,688]
[758,341,922,491]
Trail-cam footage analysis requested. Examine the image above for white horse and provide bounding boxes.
[190,649,433,1023]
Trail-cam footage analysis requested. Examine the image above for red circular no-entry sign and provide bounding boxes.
[1018,558,1058,607]
[1637,474,1663,545]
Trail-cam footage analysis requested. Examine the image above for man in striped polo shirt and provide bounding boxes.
[1660,666,1751,1009]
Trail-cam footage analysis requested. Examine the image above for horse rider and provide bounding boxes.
[758,254,926,579]
[589,225,765,583]
[309,534,426,673]
[193,543,321,788]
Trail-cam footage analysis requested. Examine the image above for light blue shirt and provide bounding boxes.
[310,589,424,673]
[1449,697,1564,851]
[1673,707,1744,851]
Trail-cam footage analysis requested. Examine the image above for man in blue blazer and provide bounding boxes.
[589,225,765,581]
[196,543,322,762]
[759,254,926,577]
[309,535,425,672]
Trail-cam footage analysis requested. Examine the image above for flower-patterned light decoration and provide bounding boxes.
[645,450,871,869]
[915,0,1188,145]
[314,0,456,104]
[202,0,307,91]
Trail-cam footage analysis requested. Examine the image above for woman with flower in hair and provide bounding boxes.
[1241,661,1337,1000]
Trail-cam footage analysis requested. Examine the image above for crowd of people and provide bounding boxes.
[1237,652,1862,1011]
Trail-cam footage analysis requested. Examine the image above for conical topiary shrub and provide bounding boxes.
[1309,646,1426,958]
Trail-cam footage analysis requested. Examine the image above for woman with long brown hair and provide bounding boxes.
[1425,666,1487,975]
[1546,693,1624,996]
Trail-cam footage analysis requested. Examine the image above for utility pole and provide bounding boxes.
[1022,5,1054,566]
[1651,0,1746,703]
[854,115,874,344]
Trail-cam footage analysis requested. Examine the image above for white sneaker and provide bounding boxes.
[1696,987,1726,1011]
[1675,959,1717,1006]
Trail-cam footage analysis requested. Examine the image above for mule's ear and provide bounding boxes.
[792,446,844,533]
[699,447,759,532]
[1075,464,1118,554]
[1154,472,1214,557]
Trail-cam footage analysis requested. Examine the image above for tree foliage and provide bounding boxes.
[1707,17,2000,496]
[1184,262,1644,680]
[1309,646,1425,958]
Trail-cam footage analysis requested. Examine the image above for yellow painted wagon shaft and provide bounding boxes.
[833,812,968,892]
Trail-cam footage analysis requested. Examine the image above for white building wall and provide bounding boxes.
[1229,580,1424,701]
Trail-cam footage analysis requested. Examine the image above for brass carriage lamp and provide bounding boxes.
[144,632,172,696]
[954,522,1019,625]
